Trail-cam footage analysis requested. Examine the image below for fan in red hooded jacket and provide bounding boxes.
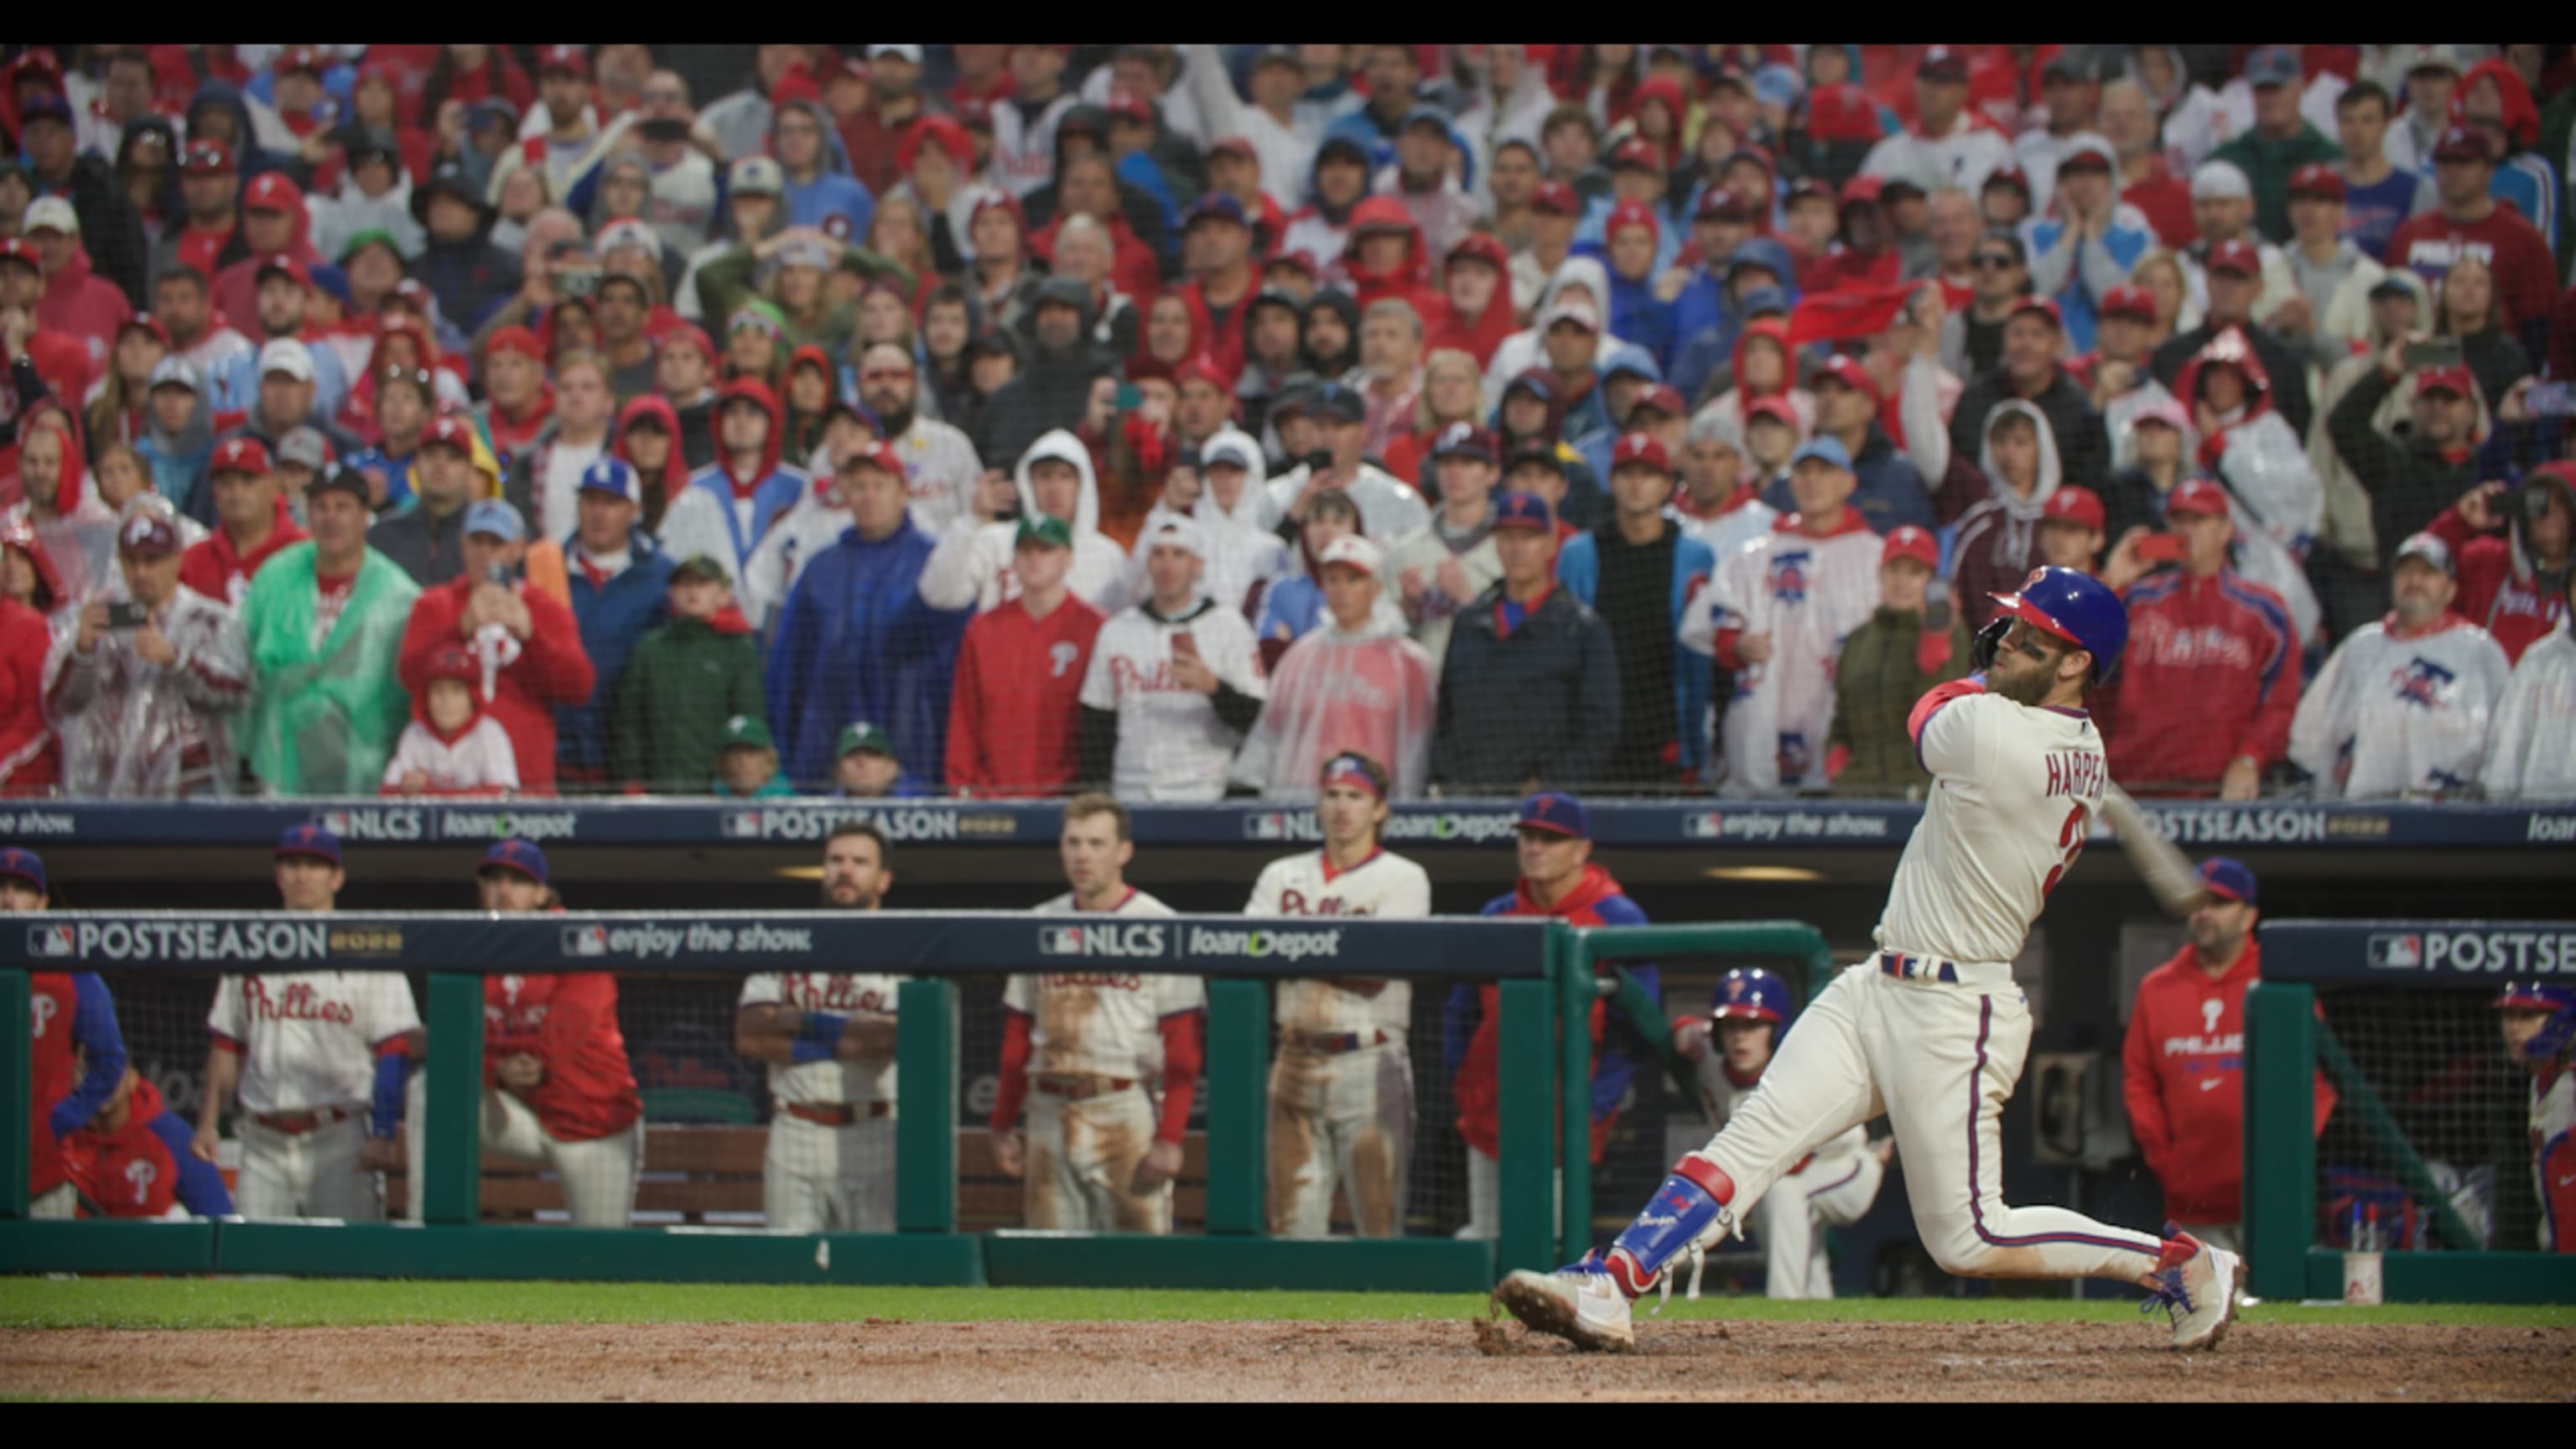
[1426,232,1516,369]
[1165,193,1259,387]
[2121,858,2334,1234]
[1444,794,1656,1232]
[2423,465,2573,665]
[1338,197,1445,325]
[0,550,62,795]
[394,503,595,795]
[23,206,135,365]
[613,392,691,538]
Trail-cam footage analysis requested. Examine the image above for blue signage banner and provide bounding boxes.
[2259,920,2576,985]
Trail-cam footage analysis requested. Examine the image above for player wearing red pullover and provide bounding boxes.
[2095,480,2297,798]
[395,501,595,795]
[944,514,1104,796]
[1443,792,1656,1240]
[2122,858,2335,1251]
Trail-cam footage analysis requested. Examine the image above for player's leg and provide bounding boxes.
[231,1120,296,1218]
[762,1114,827,1233]
[1023,1091,1075,1230]
[1454,1145,1499,1240]
[479,1088,553,1162]
[300,1115,383,1223]
[1333,1041,1412,1239]
[547,1121,641,1228]
[1265,1046,1332,1237]
[402,1069,428,1223]
[26,1183,76,1218]
[1096,1087,1170,1234]
[1750,1174,1820,1301]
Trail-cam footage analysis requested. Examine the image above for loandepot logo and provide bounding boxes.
[1240,812,1515,844]
[2371,929,2576,975]
[1184,927,1343,962]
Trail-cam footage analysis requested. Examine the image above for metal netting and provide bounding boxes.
[2313,985,2541,1253]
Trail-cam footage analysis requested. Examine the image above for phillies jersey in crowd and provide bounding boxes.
[2528,1061,2575,1253]
[1883,681,2104,967]
[2095,569,2298,794]
[2381,207,2558,335]
[946,592,1104,795]
[2290,612,2511,798]
[737,971,906,1107]
[2121,937,2336,1223]
[1685,513,1883,796]
[207,972,419,1115]
[1248,845,1431,1041]
[1005,888,1200,1080]
[483,973,641,1142]
[1080,600,1266,802]
[2483,626,2576,801]
[29,972,127,1201]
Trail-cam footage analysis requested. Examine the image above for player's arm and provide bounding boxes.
[148,1112,235,1216]
[1907,676,1991,779]
[1132,1006,1204,1192]
[194,1036,241,1163]
[987,1004,1033,1178]
[734,1000,895,1063]
[52,974,129,1135]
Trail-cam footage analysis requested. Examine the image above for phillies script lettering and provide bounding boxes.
[245,978,355,1025]
[1041,974,1145,990]
[1276,891,1373,916]
[1109,656,1191,694]
[780,976,891,1012]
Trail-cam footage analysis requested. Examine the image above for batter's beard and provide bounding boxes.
[1987,658,2052,707]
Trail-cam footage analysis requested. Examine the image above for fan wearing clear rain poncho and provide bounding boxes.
[2482,603,2576,802]
[2290,532,2510,800]
[918,428,1135,617]
[42,512,251,797]
[1231,532,1434,802]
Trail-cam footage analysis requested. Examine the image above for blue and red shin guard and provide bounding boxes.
[1601,1156,1735,1298]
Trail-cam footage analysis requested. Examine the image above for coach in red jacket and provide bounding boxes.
[396,501,595,794]
[2122,858,2335,1252]
[2092,479,2298,798]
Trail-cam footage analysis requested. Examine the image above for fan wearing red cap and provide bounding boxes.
[2384,123,2557,338]
[1824,522,1973,795]
[1244,747,1432,1239]
[2037,485,2108,573]
[2276,163,2385,353]
[1555,432,1720,783]
[2093,475,2298,801]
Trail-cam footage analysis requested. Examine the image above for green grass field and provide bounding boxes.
[4,1277,2567,1332]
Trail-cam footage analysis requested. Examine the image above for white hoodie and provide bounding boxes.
[918,428,1134,615]
[740,477,850,635]
[1481,256,1631,417]
[2481,624,2576,801]
[1126,427,1287,615]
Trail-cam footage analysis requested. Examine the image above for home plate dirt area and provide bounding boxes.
[5,1317,2565,1400]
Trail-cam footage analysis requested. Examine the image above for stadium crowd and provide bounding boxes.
[2,42,2573,803]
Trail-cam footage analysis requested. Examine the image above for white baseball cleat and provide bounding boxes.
[2140,1228,2246,1352]
[1492,1255,1637,1353]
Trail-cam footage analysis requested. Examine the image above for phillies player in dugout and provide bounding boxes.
[1249,750,1431,1238]
[404,840,641,1227]
[2123,859,2336,1255]
[1498,568,2247,1353]
[735,823,905,1233]
[989,793,1205,1233]
[200,827,421,1221]
[8,848,138,1219]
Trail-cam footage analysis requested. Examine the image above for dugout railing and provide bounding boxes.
[0,910,1583,1291]
[2246,920,2576,1305]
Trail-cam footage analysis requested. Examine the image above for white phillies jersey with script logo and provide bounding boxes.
[1005,888,1202,1079]
[738,971,906,1105]
[206,972,422,1115]
[1078,604,1266,802]
[1877,688,2106,967]
[1246,847,1431,1038]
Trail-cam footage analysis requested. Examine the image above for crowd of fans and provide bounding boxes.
[0,42,2572,802]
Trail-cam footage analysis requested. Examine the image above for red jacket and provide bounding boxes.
[1450,863,1652,1161]
[64,1076,180,1218]
[397,576,596,794]
[1168,275,1251,386]
[2095,568,2297,795]
[2122,938,2335,1223]
[177,495,308,610]
[2424,487,2571,666]
[945,592,1104,795]
[29,973,78,1196]
[34,245,134,358]
[0,597,58,793]
[483,972,640,1142]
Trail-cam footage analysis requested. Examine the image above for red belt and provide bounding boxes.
[782,1100,891,1126]
[1033,1074,1135,1100]
[1282,1029,1388,1055]
[252,1107,351,1135]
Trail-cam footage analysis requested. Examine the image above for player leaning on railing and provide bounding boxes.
[1495,568,2247,1353]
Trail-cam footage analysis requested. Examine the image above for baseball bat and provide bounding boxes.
[2098,784,2209,918]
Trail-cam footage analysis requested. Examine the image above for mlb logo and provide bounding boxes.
[722,812,764,839]
[25,924,72,958]
[318,811,352,835]
[2366,933,2422,969]
[1685,812,1725,839]
[1037,926,1084,956]
[561,926,608,958]
[1248,813,1285,841]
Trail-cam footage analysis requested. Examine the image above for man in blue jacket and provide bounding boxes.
[2023,134,2153,355]
[560,457,673,787]
[1669,236,1799,406]
[765,444,971,787]
[1555,434,1716,786]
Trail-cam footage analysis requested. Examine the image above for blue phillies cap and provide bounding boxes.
[579,456,640,503]
[1789,435,1852,471]
[0,846,47,895]
[2244,46,2301,88]
[463,498,525,543]
[2195,857,2256,905]
[479,838,548,886]
[276,823,343,867]
[1493,490,1555,532]
[1184,191,1249,229]
[1516,791,1589,839]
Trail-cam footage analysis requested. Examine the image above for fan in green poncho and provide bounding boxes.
[238,511,423,796]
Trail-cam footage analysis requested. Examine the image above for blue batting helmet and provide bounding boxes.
[1990,565,2129,681]
[1710,968,1790,1033]
[2494,980,2576,1062]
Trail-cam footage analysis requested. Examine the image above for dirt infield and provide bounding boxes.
[5,1317,2568,1400]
